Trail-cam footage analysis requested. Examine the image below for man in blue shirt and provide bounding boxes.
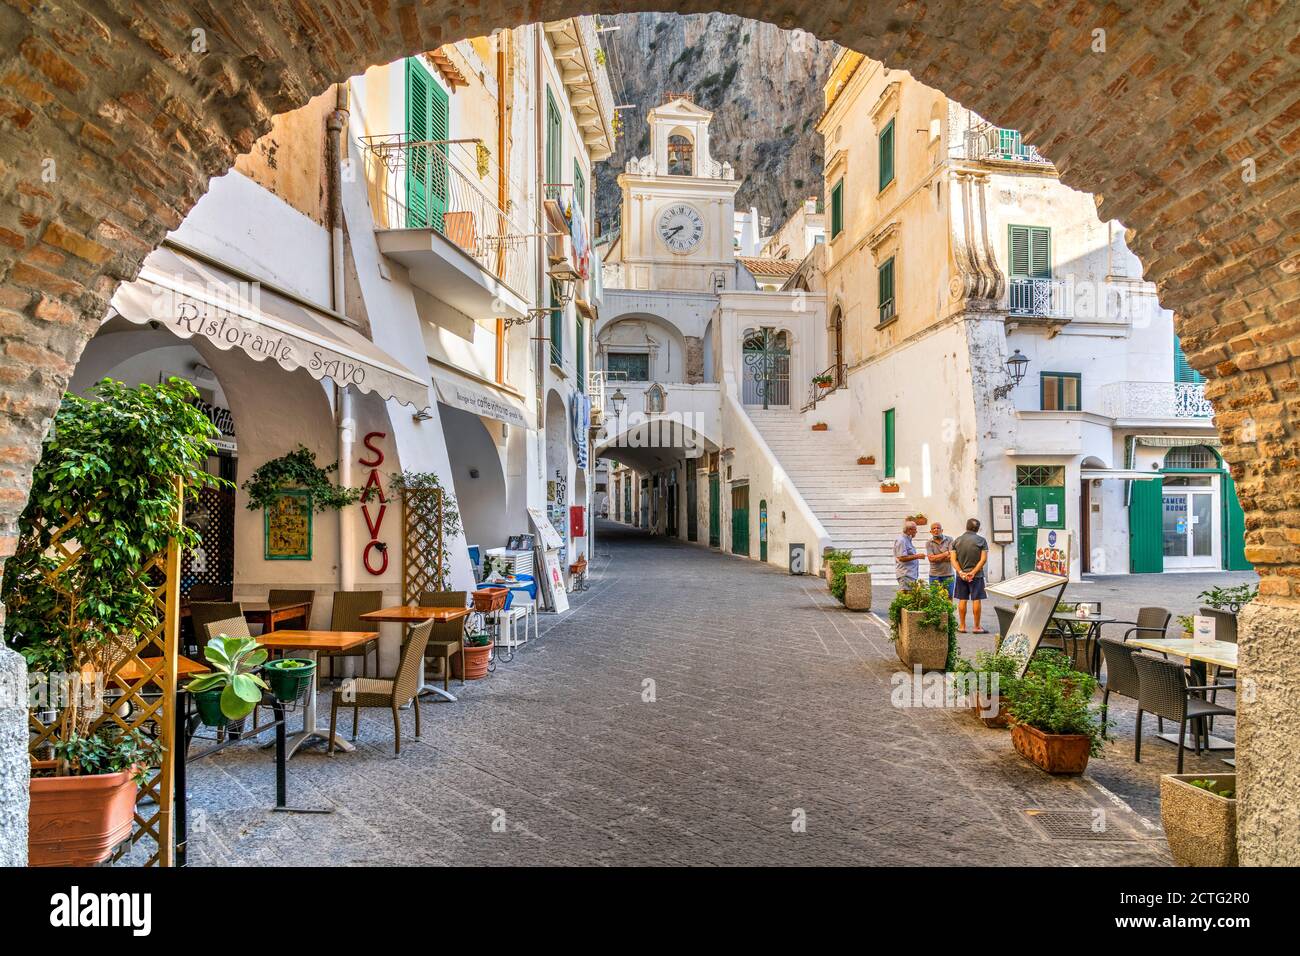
[894,520,924,586]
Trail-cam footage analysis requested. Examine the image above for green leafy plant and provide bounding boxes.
[951,650,1021,688]
[241,445,361,512]
[1197,584,1257,614]
[49,726,162,784]
[1189,778,1235,799]
[1004,658,1106,756]
[812,373,833,387]
[830,561,869,602]
[185,634,270,721]
[889,580,959,669]
[3,378,227,754]
[1177,614,1195,636]
[464,632,492,648]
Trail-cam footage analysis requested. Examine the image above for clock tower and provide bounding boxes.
[613,96,743,293]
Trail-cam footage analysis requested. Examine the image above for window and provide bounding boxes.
[877,257,896,325]
[404,58,449,230]
[1040,372,1081,411]
[576,315,586,391]
[830,180,844,239]
[607,352,650,381]
[549,281,563,367]
[545,89,562,201]
[1174,331,1204,384]
[878,118,895,191]
[1164,445,1218,470]
[573,159,586,217]
[1009,225,1051,279]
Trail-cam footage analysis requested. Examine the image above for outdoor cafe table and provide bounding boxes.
[1127,636,1239,755]
[360,605,474,703]
[180,600,311,633]
[1048,612,1116,677]
[257,630,378,757]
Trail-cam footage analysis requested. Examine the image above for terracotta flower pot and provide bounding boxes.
[1160,773,1238,867]
[811,423,828,431]
[455,642,493,680]
[1011,723,1091,775]
[972,690,1012,728]
[901,610,948,671]
[28,761,139,867]
[880,483,900,493]
[858,456,875,465]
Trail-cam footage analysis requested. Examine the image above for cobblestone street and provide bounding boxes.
[183,521,1211,866]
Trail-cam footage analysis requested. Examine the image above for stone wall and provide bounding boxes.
[0,0,1297,863]
[0,643,27,866]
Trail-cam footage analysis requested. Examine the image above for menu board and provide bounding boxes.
[528,507,569,613]
[986,529,1072,678]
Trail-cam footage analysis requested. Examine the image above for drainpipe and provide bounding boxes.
[535,24,547,431]
[328,83,356,593]
[496,32,509,384]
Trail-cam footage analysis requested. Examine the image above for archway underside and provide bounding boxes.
[1,0,1297,863]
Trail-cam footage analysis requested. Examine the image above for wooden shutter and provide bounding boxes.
[1173,332,1204,383]
[405,58,449,231]
[1009,225,1051,278]
[830,181,843,237]
[546,90,562,197]
[879,119,895,190]
[878,257,894,309]
[573,160,586,216]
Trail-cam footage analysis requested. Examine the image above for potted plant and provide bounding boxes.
[824,549,851,588]
[830,559,870,609]
[951,650,1020,728]
[811,422,829,431]
[30,727,162,867]
[812,373,834,388]
[858,455,876,465]
[880,481,900,493]
[264,656,317,703]
[185,634,270,727]
[889,581,957,671]
[457,632,493,680]
[1176,614,1195,639]
[1004,661,1105,774]
[1197,584,1257,614]
[2,378,226,866]
[1160,774,1238,866]
[908,512,928,526]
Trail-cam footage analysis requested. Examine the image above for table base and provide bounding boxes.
[419,684,457,703]
[1154,730,1235,752]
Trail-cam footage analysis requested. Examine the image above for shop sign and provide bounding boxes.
[359,432,390,576]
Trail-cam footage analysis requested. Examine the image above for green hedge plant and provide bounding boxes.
[889,580,959,669]
[830,561,868,603]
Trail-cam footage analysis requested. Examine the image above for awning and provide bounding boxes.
[1133,435,1221,449]
[1081,468,1159,481]
[431,364,533,430]
[110,244,431,412]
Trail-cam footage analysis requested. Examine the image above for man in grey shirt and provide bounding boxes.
[925,521,955,596]
[894,520,924,586]
[953,517,990,633]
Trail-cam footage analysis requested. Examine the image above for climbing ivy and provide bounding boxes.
[241,445,361,512]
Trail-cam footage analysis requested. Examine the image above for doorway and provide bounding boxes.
[731,483,750,556]
[1016,464,1066,573]
[1161,478,1219,570]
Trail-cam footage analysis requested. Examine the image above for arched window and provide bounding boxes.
[1163,444,1218,470]
[667,133,694,176]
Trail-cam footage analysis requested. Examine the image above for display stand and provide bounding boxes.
[986,529,1072,677]
[528,506,569,614]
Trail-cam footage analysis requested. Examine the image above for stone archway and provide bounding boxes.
[1,1,1297,863]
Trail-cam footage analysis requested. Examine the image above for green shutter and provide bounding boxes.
[405,58,448,231]
[879,118,895,190]
[1222,473,1250,570]
[549,282,563,366]
[546,90,562,199]
[883,408,896,479]
[1009,225,1051,278]
[1128,478,1164,573]
[830,180,843,238]
[1009,225,1030,276]
[576,315,585,390]
[573,160,586,216]
[1174,332,1204,383]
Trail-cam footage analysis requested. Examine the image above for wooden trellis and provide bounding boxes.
[23,486,181,867]
[401,487,445,603]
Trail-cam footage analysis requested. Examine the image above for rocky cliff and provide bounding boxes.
[594,13,836,239]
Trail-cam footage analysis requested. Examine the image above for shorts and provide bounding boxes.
[954,576,987,600]
[931,575,955,596]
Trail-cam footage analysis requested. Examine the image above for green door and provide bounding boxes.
[708,473,720,548]
[1222,473,1250,571]
[731,484,750,557]
[405,58,448,230]
[1015,465,1066,573]
[1129,477,1164,573]
[759,499,768,562]
[883,408,896,479]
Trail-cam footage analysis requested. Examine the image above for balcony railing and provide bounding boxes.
[1008,277,1067,317]
[1098,381,1214,420]
[964,126,1052,165]
[362,134,535,298]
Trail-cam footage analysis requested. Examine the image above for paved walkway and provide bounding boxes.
[183,521,1182,866]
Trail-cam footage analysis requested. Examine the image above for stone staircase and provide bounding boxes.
[747,408,911,579]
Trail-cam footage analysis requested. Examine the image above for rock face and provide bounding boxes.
[595,13,836,237]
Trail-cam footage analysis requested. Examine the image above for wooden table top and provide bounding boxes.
[116,655,210,681]
[180,600,309,618]
[1128,637,1239,670]
[257,630,378,651]
[360,605,472,623]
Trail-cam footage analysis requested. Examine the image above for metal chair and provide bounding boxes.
[329,619,433,757]
[1132,653,1235,773]
[1098,637,1141,738]
[322,590,382,679]
[189,601,242,657]
[267,588,315,630]
[420,591,467,692]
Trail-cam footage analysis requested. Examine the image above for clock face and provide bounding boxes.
[657,204,705,253]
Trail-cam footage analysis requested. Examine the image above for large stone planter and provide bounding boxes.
[900,609,948,671]
[1161,773,1238,867]
[844,571,871,611]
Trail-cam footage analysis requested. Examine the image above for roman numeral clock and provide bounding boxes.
[657,204,704,254]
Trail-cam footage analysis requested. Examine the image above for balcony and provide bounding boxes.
[543,17,616,161]
[963,125,1053,166]
[1008,277,1068,318]
[363,135,534,319]
[1098,381,1214,422]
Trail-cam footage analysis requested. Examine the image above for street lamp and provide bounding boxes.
[610,388,627,421]
[994,349,1029,399]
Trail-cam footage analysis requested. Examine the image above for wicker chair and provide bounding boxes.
[267,588,315,630]
[189,602,243,657]
[420,591,468,693]
[321,590,383,679]
[188,583,233,602]
[1133,653,1235,773]
[1117,606,1171,643]
[1198,607,1238,699]
[201,616,251,644]
[329,619,433,756]
[1098,637,1141,739]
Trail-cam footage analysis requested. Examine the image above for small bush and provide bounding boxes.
[830,562,868,603]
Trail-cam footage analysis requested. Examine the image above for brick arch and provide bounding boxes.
[1,1,1296,861]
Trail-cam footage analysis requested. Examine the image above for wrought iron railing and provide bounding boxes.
[964,125,1052,165]
[362,134,536,299]
[802,363,845,411]
[1098,381,1213,419]
[1008,277,1067,317]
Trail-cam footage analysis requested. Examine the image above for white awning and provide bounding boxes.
[110,245,431,412]
[431,364,534,430]
[1081,468,1160,481]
